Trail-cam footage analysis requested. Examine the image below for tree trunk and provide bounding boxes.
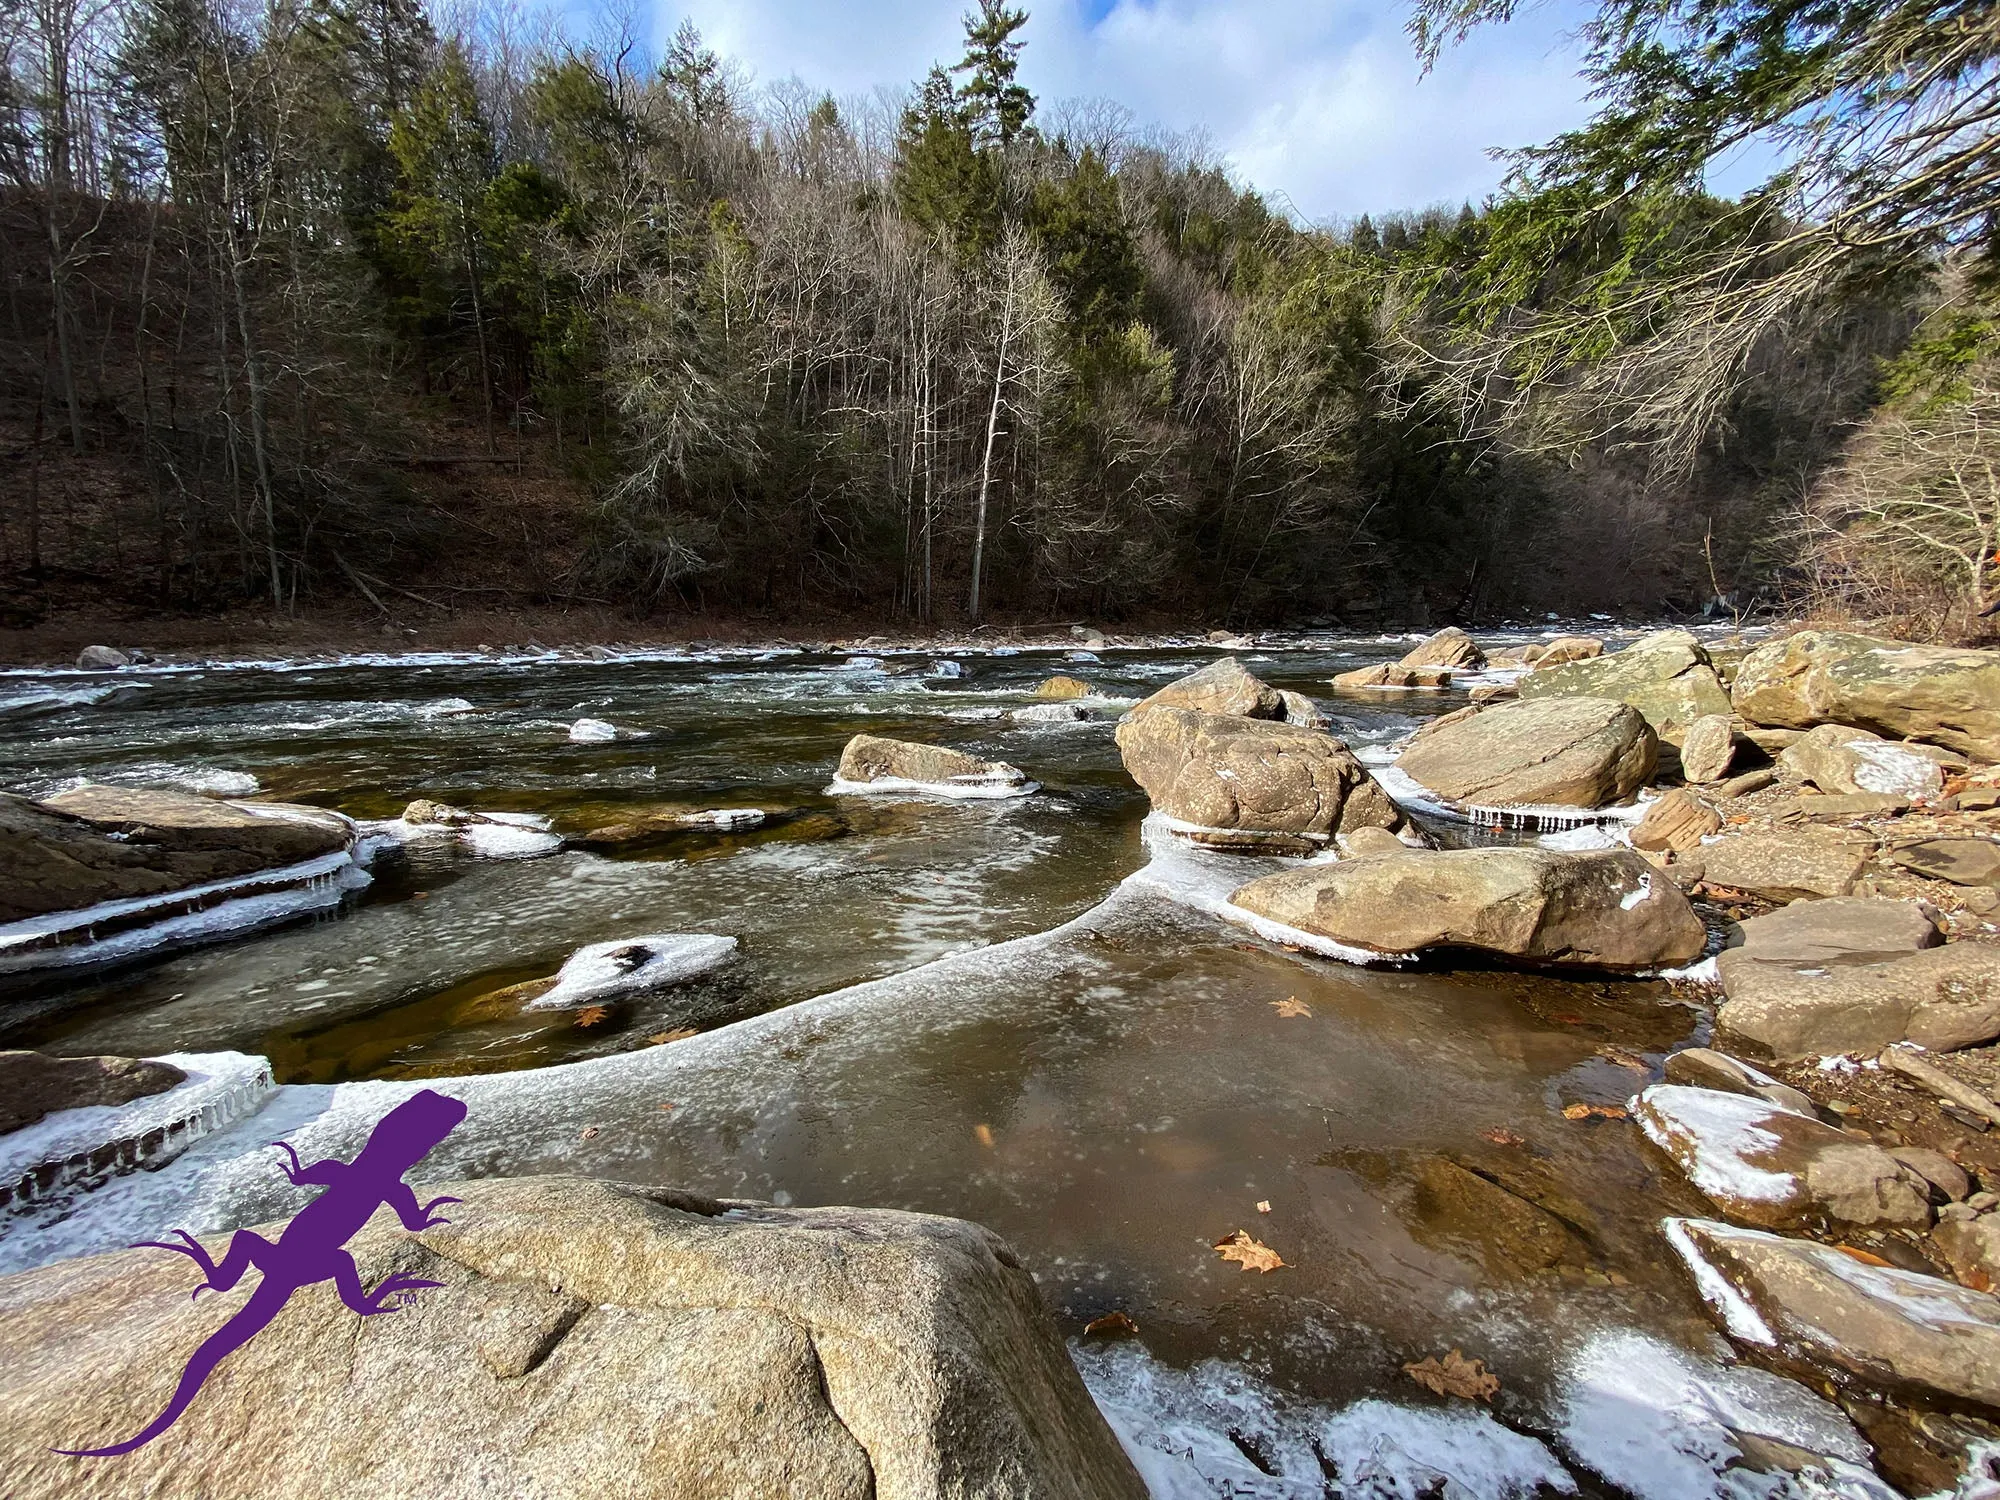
[968,291,1013,624]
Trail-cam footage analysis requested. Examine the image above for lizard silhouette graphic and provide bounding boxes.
[57,1087,469,1458]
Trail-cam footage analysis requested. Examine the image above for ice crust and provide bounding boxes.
[826,774,1041,800]
[1636,1085,1807,1206]
[522,933,739,1011]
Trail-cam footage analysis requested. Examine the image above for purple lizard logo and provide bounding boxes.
[57,1087,469,1458]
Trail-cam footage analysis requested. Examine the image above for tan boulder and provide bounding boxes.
[1228,845,1705,970]
[1518,629,1732,742]
[1133,657,1281,718]
[1779,724,1945,801]
[1275,690,1330,730]
[0,1177,1147,1500]
[1678,715,1737,784]
[1667,1216,2000,1406]
[1394,696,1656,808]
[1034,675,1096,700]
[1116,708,1399,851]
[835,736,1033,795]
[1528,635,1604,668]
[1635,1085,1929,1230]
[1934,1215,2000,1293]
[1630,790,1721,853]
[1332,663,1453,690]
[1398,627,1483,670]
[1731,630,2000,762]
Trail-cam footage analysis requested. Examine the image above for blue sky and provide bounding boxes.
[661,0,1608,222]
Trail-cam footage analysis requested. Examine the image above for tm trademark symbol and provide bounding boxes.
[394,1290,420,1307]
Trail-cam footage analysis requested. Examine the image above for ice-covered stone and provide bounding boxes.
[522,933,739,1012]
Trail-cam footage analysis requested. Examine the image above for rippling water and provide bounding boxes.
[0,632,1895,1498]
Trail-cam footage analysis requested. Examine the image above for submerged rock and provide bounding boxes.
[1666,1215,2000,1407]
[1779,724,1946,801]
[0,1052,187,1136]
[1411,1155,1587,1274]
[834,735,1035,798]
[1394,696,1657,809]
[1228,845,1705,970]
[2,786,355,926]
[1731,630,2000,762]
[1634,1084,1930,1230]
[1519,629,1732,742]
[1115,707,1399,852]
[1133,657,1282,718]
[0,1176,1147,1500]
[522,933,739,1012]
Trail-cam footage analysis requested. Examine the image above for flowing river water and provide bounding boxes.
[0,636,1907,1498]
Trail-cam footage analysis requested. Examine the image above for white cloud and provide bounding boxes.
[664,0,1603,220]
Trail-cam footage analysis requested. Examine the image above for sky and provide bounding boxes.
[661,0,1607,224]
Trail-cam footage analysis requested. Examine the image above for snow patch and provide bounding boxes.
[568,717,618,743]
[522,933,738,1012]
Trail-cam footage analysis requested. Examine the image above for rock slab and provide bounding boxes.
[0,1051,187,1136]
[1394,696,1657,808]
[1228,845,1705,970]
[1518,629,1732,742]
[0,1176,1147,1500]
[1731,631,2000,762]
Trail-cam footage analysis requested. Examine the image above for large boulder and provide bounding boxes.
[75,645,131,670]
[1678,714,1738,784]
[1331,663,1454,690]
[1712,900,2000,1059]
[1526,635,1603,668]
[1666,1216,2000,1407]
[1398,627,1483,671]
[1732,631,2000,762]
[834,736,1034,797]
[0,1176,1146,1500]
[1116,708,1400,851]
[1778,724,1946,801]
[1228,845,1705,970]
[1518,629,1732,742]
[1394,697,1657,808]
[1,787,355,925]
[1034,675,1095,701]
[1132,657,1281,719]
[0,1052,187,1136]
[1634,1085,1930,1230]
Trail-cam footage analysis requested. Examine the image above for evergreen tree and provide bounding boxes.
[954,1,1033,149]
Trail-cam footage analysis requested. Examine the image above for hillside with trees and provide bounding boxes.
[0,0,1988,636]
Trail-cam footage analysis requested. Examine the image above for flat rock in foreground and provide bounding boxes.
[1394,696,1657,808]
[1666,1215,2000,1407]
[2,786,355,925]
[1228,845,1705,970]
[0,1176,1146,1500]
[1716,900,2000,1058]
[1634,1084,1930,1230]
[1116,706,1400,851]
[1730,630,2000,762]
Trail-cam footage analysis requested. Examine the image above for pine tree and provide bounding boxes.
[954,1,1033,149]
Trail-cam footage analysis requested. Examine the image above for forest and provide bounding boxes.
[1,0,1993,635]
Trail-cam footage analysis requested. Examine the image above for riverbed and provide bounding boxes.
[0,632,1904,1498]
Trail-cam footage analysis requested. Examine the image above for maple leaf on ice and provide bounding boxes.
[573,1004,612,1029]
[1271,996,1312,1018]
[1084,1311,1140,1337]
[1214,1229,1285,1272]
[1403,1349,1499,1402]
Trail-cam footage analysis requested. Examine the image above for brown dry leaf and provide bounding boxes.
[1084,1311,1140,1338]
[1214,1229,1286,1273]
[1271,996,1313,1019]
[1479,1127,1526,1148]
[573,1004,612,1029]
[580,1125,601,1142]
[1836,1244,1893,1267]
[646,1027,699,1045]
[1403,1349,1500,1402]
[1596,1045,1649,1071]
[1562,1103,1630,1121]
[974,1123,996,1148]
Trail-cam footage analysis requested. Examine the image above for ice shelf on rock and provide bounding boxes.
[521,933,739,1012]
[567,717,618,743]
[0,1051,275,1216]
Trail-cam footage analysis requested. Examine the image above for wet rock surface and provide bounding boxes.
[1393,696,1657,808]
[0,1176,1145,1500]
